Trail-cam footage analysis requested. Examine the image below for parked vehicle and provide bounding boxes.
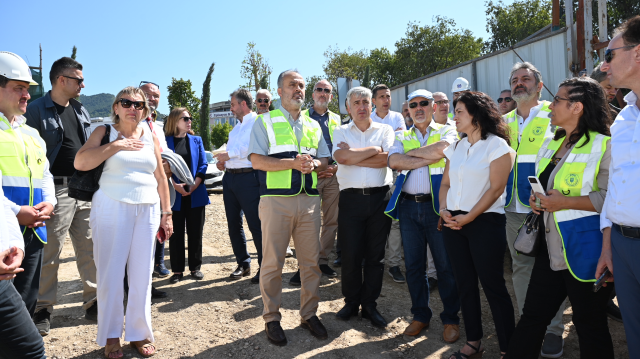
[204,151,224,193]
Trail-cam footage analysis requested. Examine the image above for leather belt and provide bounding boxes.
[401,192,432,203]
[53,176,73,186]
[226,168,254,174]
[342,186,389,195]
[613,223,640,239]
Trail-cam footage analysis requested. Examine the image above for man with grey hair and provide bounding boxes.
[333,86,395,328]
[497,89,516,115]
[433,92,455,126]
[249,69,330,346]
[503,62,564,358]
[256,89,272,114]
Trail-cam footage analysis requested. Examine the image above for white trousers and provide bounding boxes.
[90,189,159,346]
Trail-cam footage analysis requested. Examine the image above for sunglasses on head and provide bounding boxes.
[118,98,145,110]
[181,116,193,122]
[409,100,430,108]
[435,100,450,105]
[604,45,637,63]
[497,97,513,104]
[61,75,84,85]
[256,98,270,104]
[315,88,331,94]
[139,81,159,88]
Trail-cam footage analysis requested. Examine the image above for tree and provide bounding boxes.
[368,48,397,86]
[362,65,371,89]
[210,123,233,148]
[483,0,552,53]
[304,75,340,116]
[71,46,77,60]
[167,78,201,134]
[240,42,272,91]
[199,63,215,151]
[322,46,370,89]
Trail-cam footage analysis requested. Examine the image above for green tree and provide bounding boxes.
[483,0,552,53]
[210,123,233,148]
[167,78,201,134]
[199,63,215,151]
[368,48,397,86]
[322,46,370,89]
[240,42,272,91]
[71,46,77,60]
[304,75,340,117]
[362,65,371,89]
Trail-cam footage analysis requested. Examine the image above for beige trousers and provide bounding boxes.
[259,194,322,323]
[317,176,340,265]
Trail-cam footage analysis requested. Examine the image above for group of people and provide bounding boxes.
[1,15,640,359]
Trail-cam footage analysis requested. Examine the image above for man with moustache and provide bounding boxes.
[497,89,517,115]
[387,90,461,341]
[401,101,413,129]
[249,70,330,346]
[503,62,564,358]
[432,92,455,126]
[256,89,272,115]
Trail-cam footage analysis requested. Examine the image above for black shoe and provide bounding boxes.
[333,255,342,267]
[607,299,623,322]
[320,264,337,277]
[336,303,359,321]
[362,306,387,328]
[265,321,287,346]
[169,273,184,284]
[33,309,50,336]
[427,277,438,291]
[388,266,406,283]
[289,270,301,286]
[152,286,168,298]
[230,265,250,280]
[190,270,204,280]
[301,315,328,339]
[85,301,98,321]
[251,269,260,284]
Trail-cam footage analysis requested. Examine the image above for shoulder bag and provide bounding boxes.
[513,211,542,256]
[68,124,112,202]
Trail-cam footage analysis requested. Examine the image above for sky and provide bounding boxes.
[1,0,516,115]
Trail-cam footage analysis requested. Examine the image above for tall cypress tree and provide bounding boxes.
[200,63,215,151]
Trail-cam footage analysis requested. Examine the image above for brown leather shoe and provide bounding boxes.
[443,324,460,343]
[403,320,429,336]
[301,315,328,340]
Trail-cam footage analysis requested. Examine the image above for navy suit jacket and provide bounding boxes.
[166,134,211,210]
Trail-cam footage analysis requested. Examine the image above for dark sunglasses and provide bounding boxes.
[409,100,430,108]
[497,97,513,104]
[181,116,193,122]
[315,88,331,94]
[604,45,637,63]
[435,100,450,105]
[256,98,270,104]
[139,81,160,88]
[61,75,84,85]
[118,98,145,110]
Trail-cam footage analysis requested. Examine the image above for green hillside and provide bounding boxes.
[79,93,115,117]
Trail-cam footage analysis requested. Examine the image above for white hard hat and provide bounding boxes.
[0,51,38,85]
[451,77,470,93]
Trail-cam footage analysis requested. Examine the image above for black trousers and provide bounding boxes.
[169,195,205,272]
[12,230,43,317]
[0,279,46,359]
[338,189,391,308]
[505,238,614,359]
[443,211,515,353]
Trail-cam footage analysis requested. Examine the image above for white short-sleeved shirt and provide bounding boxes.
[371,110,406,131]
[444,134,515,214]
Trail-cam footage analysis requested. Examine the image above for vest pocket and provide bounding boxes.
[267,169,292,189]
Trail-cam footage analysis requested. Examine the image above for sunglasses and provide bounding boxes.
[409,100,430,108]
[139,81,160,88]
[552,95,572,104]
[118,98,145,110]
[256,98,270,104]
[181,116,193,122]
[61,75,84,85]
[497,97,513,104]
[604,45,637,63]
[315,88,331,94]
[435,100,450,105]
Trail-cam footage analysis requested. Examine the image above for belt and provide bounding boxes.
[53,176,73,185]
[342,186,389,195]
[226,168,254,174]
[613,223,640,239]
[401,192,432,203]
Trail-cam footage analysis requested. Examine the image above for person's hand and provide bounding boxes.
[293,154,314,174]
[215,152,230,162]
[160,214,174,241]
[162,159,172,177]
[115,133,144,151]
[336,142,350,150]
[186,181,201,195]
[536,189,566,213]
[441,209,462,230]
[0,247,24,280]
[595,227,614,286]
[173,183,190,196]
[529,193,543,215]
[317,164,337,179]
[17,206,40,226]
[216,161,226,171]
[29,202,54,228]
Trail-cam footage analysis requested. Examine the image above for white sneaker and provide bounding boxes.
[286,246,294,257]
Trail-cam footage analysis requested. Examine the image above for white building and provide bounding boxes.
[209,101,238,127]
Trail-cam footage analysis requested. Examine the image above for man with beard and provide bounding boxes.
[249,70,330,346]
[497,89,517,115]
[401,101,413,129]
[503,62,564,358]
[590,63,621,119]
[256,89,272,115]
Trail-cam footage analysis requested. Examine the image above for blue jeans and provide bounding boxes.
[154,238,165,267]
[398,198,460,325]
[0,280,46,359]
[612,224,640,358]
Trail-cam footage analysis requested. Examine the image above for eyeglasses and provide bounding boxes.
[256,98,270,104]
[552,95,572,104]
[61,75,84,85]
[118,98,145,110]
[139,81,160,88]
[180,116,193,122]
[604,45,637,63]
[497,97,513,104]
[315,88,331,94]
[409,100,430,108]
[435,100,450,105]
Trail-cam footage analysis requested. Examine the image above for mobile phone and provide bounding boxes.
[183,184,190,193]
[528,176,546,195]
[157,227,167,243]
[593,268,612,292]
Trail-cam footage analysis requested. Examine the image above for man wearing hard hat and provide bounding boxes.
[0,51,56,320]
[449,77,471,121]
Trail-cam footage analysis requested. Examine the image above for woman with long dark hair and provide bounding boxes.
[439,91,516,359]
[505,77,614,358]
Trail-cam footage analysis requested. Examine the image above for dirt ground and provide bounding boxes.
[43,194,629,359]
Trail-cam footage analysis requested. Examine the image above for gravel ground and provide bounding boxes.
[43,194,629,359]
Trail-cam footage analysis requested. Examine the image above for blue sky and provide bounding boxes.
[2,0,515,115]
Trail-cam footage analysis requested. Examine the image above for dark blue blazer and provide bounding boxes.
[166,134,211,210]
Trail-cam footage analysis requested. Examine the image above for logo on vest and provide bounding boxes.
[564,173,580,187]
[532,126,544,136]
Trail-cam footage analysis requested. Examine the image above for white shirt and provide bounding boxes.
[332,121,395,191]
[601,91,640,230]
[226,112,257,169]
[143,118,169,152]
[371,110,406,131]
[444,134,515,214]
[0,171,24,253]
[387,122,457,194]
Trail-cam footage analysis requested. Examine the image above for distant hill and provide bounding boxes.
[80,93,115,118]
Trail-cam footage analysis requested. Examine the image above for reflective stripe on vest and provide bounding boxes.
[0,115,48,243]
[535,132,609,281]
[385,123,456,220]
[257,109,322,197]
[504,101,553,208]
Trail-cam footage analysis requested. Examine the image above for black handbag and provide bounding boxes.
[68,125,111,202]
[513,211,542,257]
